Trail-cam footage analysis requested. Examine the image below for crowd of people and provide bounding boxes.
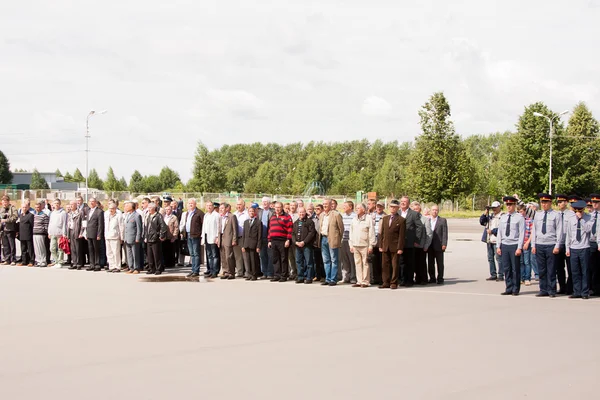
[0,194,449,289]
[480,193,600,299]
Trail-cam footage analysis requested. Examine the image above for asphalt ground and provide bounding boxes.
[1,218,598,399]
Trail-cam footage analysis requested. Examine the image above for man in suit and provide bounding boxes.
[83,197,104,272]
[242,205,262,281]
[318,198,345,286]
[183,198,205,278]
[123,201,143,274]
[144,202,167,275]
[292,206,316,284]
[67,200,84,270]
[218,203,238,279]
[74,196,89,266]
[399,196,424,287]
[411,201,432,285]
[257,197,274,279]
[378,199,406,289]
[425,204,448,284]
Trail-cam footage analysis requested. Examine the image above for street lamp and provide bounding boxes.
[533,110,569,195]
[85,110,107,201]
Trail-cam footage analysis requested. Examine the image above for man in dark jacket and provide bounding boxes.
[399,196,424,287]
[242,205,262,281]
[83,197,104,272]
[292,206,316,283]
[17,202,34,266]
[0,195,19,265]
[144,203,167,275]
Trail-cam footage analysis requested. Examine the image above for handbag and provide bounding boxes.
[59,236,71,255]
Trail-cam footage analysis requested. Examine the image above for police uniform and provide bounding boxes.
[564,200,594,299]
[530,193,560,297]
[555,194,576,294]
[587,193,600,296]
[496,196,525,295]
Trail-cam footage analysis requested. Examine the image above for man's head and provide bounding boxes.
[275,202,283,215]
[410,201,421,213]
[298,206,306,220]
[400,196,409,211]
[431,205,439,218]
[322,199,331,213]
[538,193,553,212]
[1,195,10,208]
[376,201,385,214]
[219,204,226,215]
[283,203,290,214]
[21,201,30,214]
[124,201,133,213]
[225,203,231,213]
[236,198,245,213]
[187,198,197,211]
[306,203,315,215]
[262,196,271,209]
[296,199,304,209]
[315,204,323,215]
[52,199,61,210]
[367,199,376,212]
[331,199,338,210]
[592,193,600,211]
[148,202,157,214]
[389,199,400,214]
[164,205,172,215]
[503,196,518,213]
[289,201,298,214]
[572,200,587,217]
[248,206,256,218]
[108,202,117,215]
[141,198,150,210]
[343,201,354,214]
[76,196,83,207]
[70,200,77,211]
[356,203,366,217]
[205,201,214,213]
[35,201,43,213]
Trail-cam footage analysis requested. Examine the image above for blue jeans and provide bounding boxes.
[501,244,520,294]
[205,243,219,275]
[296,246,314,281]
[487,243,503,278]
[520,248,532,281]
[531,249,539,279]
[535,244,557,295]
[570,248,589,297]
[321,237,339,283]
[188,237,201,274]
[260,241,274,277]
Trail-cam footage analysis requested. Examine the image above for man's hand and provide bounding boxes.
[397,249,403,255]
[414,242,419,247]
[552,248,559,255]
[515,248,522,257]
[532,247,536,255]
[297,241,304,248]
[284,240,290,248]
[566,250,570,257]
[368,248,373,254]
[136,240,139,244]
[379,248,383,252]
[160,238,165,242]
[442,245,446,251]
[242,247,246,253]
[48,235,51,239]
[97,236,100,241]
[424,247,428,252]
[350,247,354,253]
[256,248,260,253]
[268,242,272,249]
[523,242,529,251]
[232,241,237,247]
[487,229,491,235]
[497,248,502,256]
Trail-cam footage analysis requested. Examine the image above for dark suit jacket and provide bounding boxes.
[182,208,204,239]
[218,213,238,247]
[378,213,406,252]
[430,217,448,251]
[69,210,83,239]
[292,217,316,247]
[144,212,167,243]
[18,212,34,241]
[124,212,143,244]
[402,208,424,249]
[242,217,262,250]
[84,208,104,239]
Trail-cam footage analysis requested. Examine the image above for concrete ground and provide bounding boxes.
[1,219,598,399]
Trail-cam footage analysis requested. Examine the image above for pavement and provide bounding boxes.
[1,218,598,399]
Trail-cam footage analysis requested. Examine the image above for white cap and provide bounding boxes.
[491,201,501,208]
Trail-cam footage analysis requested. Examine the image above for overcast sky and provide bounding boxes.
[2,0,599,182]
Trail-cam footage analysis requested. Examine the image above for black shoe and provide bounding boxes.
[250,276,257,281]
[500,292,511,295]
[304,280,312,284]
[94,267,101,272]
[146,270,155,275]
[296,280,303,284]
[320,281,329,286]
[203,272,211,276]
[486,277,497,281]
[568,295,582,299]
[220,275,229,279]
[437,280,444,285]
[76,266,82,270]
[210,274,218,278]
[549,294,556,298]
[86,267,94,271]
[329,282,337,286]
[68,266,77,270]
[186,273,194,278]
[155,271,162,275]
[535,293,549,297]
[245,277,252,281]
[512,292,519,296]
[279,278,287,282]
[497,277,504,281]
[227,275,235,280]
[557,290,567,295]
[582,295,589,299]
[271,278,280,282]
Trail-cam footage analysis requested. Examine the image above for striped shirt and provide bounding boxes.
[268,213,293,241]
[370,211,386,239]
[342,211,356,241]
[524,217,532,243]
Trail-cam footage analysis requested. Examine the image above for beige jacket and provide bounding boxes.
[318,210,344,249]
[349,214,376,249]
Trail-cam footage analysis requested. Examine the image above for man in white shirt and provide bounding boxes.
[201,201,220,278]
[233,199,249,277]
[104,202,123,272]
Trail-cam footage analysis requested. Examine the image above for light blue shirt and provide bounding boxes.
[564,213,594,249]
[261,208,270,238]
[557,209,575,245]
[496,211,525,249]
[531,209,560,249]
[186,209,195,233]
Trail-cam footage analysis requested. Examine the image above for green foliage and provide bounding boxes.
[55,169,62,178]
[0,151,13,184]
[158,166,181,190]
[118,177,128,190]
[141,175,162,193]
[30,168,49,189]
[129,170,144,193]
[104,167,126,191]
[63,172,73,182]
[87,168,103,190]
[72,168,85,182]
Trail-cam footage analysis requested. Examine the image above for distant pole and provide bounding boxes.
[533,110,569,195]
[85,110,107,202]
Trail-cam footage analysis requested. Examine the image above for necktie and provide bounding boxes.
[593,212,597,236]
[250,218,254,226]
[542,211,547,235]
[389,214,394,227]
[577,218,582,242]
[505,214,511,236]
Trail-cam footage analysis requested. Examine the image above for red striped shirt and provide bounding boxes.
[268,213,293,240]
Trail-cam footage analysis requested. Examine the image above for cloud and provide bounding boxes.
[206,89,265,119]
[362,96,392,117]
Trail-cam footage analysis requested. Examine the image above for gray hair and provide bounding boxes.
[410,201,421,207]
[356,203,367,212]
[262,196,271,203]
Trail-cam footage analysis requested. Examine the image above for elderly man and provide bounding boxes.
[378,199,406,289]
[411,201,432,285]
[307,203,324,281]
[144,203,167,275]
[218,203,238,279]
[200,201,220,278]
[182,198,204,278]
[257,196,274,279]
[287,200,299,280]
[83,197,104,272]
[242,205,262,281]
[426,204,448,284]
[104,202,124,272]
[67,200,83,270]
[399,196,424,287]
[33,201,49,267]
[48,199,68,269]
[319,199,345,286]
[340,201,357,284]
[349,203,376,287]
[17,201,34,267]
[0,195,18,265]
[233,198,249,278]
[268,202,293,282]
[369,200,386,285]
[162,205,179,269]
[292,206,316,283]
[123,201,143,274]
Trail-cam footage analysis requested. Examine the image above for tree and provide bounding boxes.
[158,166,181,190]
[87,169,103,190]
[30,168,49,189]
[553,102,600,194]
[407,92,474,202]
[189,142,221,193]
[55,169,63,178]
[0,151,13,184]
[141,175,162,193]
[63,172,73,182]
[104,167,122,192]
[119,177,128,191]
[73,168,85,182]
[129,170,144,192]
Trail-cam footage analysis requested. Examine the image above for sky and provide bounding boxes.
[1,0,599,182]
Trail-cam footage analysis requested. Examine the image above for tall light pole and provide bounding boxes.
[533,110,569,195]
[85,110,107,201]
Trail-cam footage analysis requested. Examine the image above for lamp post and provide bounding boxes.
[85,110,107,201]
[533,110,569,195]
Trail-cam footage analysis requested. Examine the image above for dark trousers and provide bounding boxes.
[501,244,521,294]
[588,242,599,294]
[382,250,400,286]
[288,242,297,278]
[205,243,220,275]
[296,245,314,281]
[99,239,107,267]
[243,248,260,278]
[370,246,382,285]
[45,235,51,264]
[415,247,428,284]
[20,239,34,264]
[76,238,88,266]
[87,238,100,268]
[314,246,325,280]
[428,249,445,282]
[69,231,81,267]
[220,244,235,276]
[400,247,415,286]
[2,231,17,263]
[147,241,163,273]
[570,247,590,297]
[259,240,273,278]
[162,240,174,268]
[556,245,573,294]
[272,239,289,279]
[536,244,557,295]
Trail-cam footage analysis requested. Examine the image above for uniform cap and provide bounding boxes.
[590,193,600,202]
[555,194,568,202]
[568,195,582,203]
[571,200,587,210]
[537,193,553,202]
[502,196,518,204]
[491,201,501,208]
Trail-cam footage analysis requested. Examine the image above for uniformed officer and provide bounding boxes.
[496,196,525,296]
[585,198,593,213]
[587,193,600,296]
[564,200,594,299]
[530,193,560,297]
[555,194,576,295]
